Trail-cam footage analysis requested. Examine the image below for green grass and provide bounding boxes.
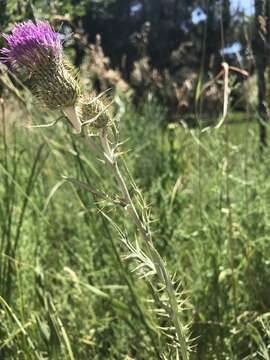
[0,96,270,359]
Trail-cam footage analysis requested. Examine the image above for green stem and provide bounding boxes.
[97,130,189,360]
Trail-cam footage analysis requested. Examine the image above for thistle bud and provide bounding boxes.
[0,20,81,133]
[78,92,112,129]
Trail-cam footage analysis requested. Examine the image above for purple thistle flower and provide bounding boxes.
[1,20,62,71]
[1,20,82,133]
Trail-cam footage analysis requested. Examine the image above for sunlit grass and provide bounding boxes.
[0,96,270,358]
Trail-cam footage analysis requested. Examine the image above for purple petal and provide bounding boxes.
[0,20,62,71]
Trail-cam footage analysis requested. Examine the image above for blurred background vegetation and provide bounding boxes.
[0,0,258,122]
[1,0,270,359]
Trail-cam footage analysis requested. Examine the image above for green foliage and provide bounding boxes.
[1,1,269,358]
[0,93,270,358]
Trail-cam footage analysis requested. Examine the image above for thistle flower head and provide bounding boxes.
[78,92,112,129]
[1,20,82,132]
[1,20,62,72]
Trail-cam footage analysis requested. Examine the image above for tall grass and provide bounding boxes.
[1,91,270,358]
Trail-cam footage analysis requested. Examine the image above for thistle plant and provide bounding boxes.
[0,20,81,133]
[1,21,192,359]
[79,97,192,359]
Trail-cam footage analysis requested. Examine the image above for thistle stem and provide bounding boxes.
[63,106,82,134]
[97,130,189,360]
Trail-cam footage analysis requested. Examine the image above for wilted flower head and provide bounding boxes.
[1,20,82,133]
